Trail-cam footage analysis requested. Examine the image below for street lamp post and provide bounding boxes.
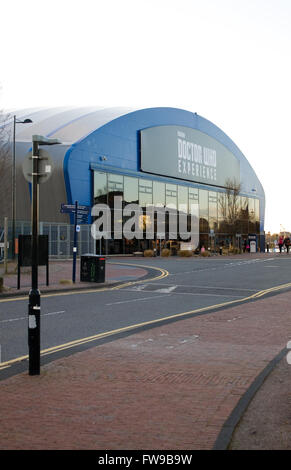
[12,116,33,259]
[28,134,61,376]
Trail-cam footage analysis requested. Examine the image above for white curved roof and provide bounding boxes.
[3,106,134,144]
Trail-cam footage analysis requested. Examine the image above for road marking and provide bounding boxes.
[0,264,169,303]
[0,311,66,324]
[252,281,291,298]
[43,310,66,317]
[136,282,258,292]
[2,269,291,371]
[128,284,146,291]
[122,288,243,298]
[158,291,243,298]
[106,294,171,306]
[150,285,178,294]
[2,279,291,371]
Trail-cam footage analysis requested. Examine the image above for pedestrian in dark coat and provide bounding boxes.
[278,235,284,253]
[284,236,290,253]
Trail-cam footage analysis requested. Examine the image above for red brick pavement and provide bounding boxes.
[0,287,291,450]
[0,259,148,294]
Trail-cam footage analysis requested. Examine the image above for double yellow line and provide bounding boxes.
[1,269,291,372]
[0,263,168,371]
[250,281,291,299]
[0,263,169,302]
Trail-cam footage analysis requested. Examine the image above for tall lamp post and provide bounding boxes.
[12,115,33,259]
[28,134,61,376]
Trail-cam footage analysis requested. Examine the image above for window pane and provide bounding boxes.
[94,171,107,205]
[248,197,256,232]
[255,199,260,233]
[199,189,208,218]
[108,173,123,208]
[218,193,226,219]
[178,186,188,213]
[209,191,218,231]
[189,187,199,201]
[241,197,249,219]
[199,189,208,233]
[139,179,153,207]
[209,191,217,218]
[108,173,123,191]
[188,187,199,217]
[166,183,177,209]
[249,198,255,217]
[153,181,165,207]
[124,176,138,204]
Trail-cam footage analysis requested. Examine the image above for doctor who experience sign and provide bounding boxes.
[140,125,240,188]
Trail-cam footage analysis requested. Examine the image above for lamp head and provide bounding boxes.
[32,135,62,146]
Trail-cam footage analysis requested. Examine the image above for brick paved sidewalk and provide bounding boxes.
[0,288,291,450]
[0,258,148,296]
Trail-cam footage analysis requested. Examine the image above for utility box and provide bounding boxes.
[17,235,49,289]
[80,254,106,283]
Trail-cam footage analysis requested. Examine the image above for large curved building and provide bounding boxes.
[1,106,265,255]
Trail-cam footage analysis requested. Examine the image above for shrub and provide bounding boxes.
[161,248,170,257]
[59,279,73,285]
[201,250,211,257]
[143,249,154,257]
[228,247,241,255]
[178,250,192,257]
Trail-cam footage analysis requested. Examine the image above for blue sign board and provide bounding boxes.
[60,203,90,214]
[60,203,90,224]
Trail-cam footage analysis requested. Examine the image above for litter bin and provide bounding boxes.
[80,254,106,283]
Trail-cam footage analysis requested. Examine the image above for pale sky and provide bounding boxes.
[1,0,291,234]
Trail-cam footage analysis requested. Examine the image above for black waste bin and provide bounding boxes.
[80,254,106,283]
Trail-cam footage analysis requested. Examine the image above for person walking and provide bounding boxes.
[284,236,291,254]
[278,235,284,253]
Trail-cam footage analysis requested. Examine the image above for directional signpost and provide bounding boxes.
[60,202,90,282]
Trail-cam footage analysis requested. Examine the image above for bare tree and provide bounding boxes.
[225,177,241,226]
[218,177,242,249]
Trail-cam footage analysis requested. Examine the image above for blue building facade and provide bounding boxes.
[6,106,265,254]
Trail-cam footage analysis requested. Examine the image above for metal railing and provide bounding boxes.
[1,220,95,259]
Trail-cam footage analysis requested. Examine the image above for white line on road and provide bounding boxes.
[142,282,258,292]
[106,294,171,306]
[0,311,66,324]
[166,258,277,277]
[121,289,243,299]
[43,310,66,317]
[160,291,244,298]
[151,285,178,294]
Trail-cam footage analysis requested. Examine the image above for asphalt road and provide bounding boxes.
[1,255,291,365]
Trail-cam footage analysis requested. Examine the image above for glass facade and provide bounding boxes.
[93,170,261,254]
